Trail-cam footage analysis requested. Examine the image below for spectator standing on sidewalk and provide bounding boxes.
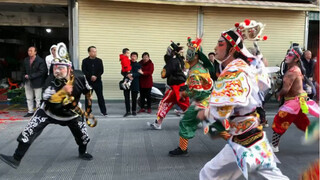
[302,50,315,80]
[138,52,154,114]
[301,50,316,99]
[82,46,107,116]
[123,52,142,117]
[22,46,47,117]
[208,52,220,81]
[45,45,57,75]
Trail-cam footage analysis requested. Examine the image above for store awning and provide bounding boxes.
[109,0,319,11]
[0,0,67,6]
[309,11,320,20]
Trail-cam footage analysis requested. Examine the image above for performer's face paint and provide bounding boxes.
[285,51,297,64]
[214,37,230,62]
[53,65,69,79]
[186,46,196,62]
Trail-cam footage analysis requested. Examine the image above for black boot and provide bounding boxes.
[0,154,20,169]
[78,145,93,160]
[79,152,93,160]
[169,147,188,157]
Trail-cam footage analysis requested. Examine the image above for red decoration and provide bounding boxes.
[190,38,202,49]
[235,22,240,27]
[263,36,268,41]
[244,19,251,26]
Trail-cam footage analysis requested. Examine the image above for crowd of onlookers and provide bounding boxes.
[119,48,154,117]
[18,45,156,118]
[9,44,318,118]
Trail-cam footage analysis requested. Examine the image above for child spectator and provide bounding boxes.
[119,48,132,89]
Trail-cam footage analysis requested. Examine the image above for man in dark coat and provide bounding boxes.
[22,46,48,117]
[82,46,107,116]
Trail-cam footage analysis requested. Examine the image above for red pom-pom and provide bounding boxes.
[235,22,240,27]
[244,19,251,26]
[187,37,191,40]
[263,36,268,41]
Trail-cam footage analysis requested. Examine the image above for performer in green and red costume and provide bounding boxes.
[169,37,213,156]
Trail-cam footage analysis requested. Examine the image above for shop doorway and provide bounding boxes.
[0,26,68,82]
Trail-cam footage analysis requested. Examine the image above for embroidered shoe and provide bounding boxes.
[138,109,145,113]
[0,154,20,169]
[169,147,188,157]
[147,121,162,130]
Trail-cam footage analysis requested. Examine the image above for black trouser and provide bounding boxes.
[85,80,107,114]
[140,88,151,109]
[256,106,266,123]
[14,109,90,161]
[123,90,138,113]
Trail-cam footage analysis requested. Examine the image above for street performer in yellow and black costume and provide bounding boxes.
[0,43,95,169]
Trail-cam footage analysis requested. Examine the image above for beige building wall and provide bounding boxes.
[78,0,197,99]
[202,7,305,66]
[78,0,306,99]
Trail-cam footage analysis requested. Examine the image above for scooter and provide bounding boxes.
[138,82,166,108]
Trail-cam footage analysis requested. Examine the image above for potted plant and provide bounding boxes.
[6,87,26,104]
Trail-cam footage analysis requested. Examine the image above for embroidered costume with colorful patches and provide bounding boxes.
[168,37,214,156]
[147,42,190,130]
[0,43,95,169]
[271,45,320,153]
[199,24,289,179]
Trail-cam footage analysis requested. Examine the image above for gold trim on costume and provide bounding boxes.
[233,131,263,147]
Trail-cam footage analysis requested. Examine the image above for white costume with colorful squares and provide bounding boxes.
[200,59,288,180]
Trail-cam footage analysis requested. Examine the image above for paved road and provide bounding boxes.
[0,102,318,180]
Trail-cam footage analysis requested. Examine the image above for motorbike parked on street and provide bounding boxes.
[138,82,166,108]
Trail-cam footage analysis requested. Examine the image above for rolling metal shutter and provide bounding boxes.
[78,0,197,99]
[202,7,305,66]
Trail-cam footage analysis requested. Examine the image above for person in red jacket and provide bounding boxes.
[138,52,154,113]
[119,48,132,90]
